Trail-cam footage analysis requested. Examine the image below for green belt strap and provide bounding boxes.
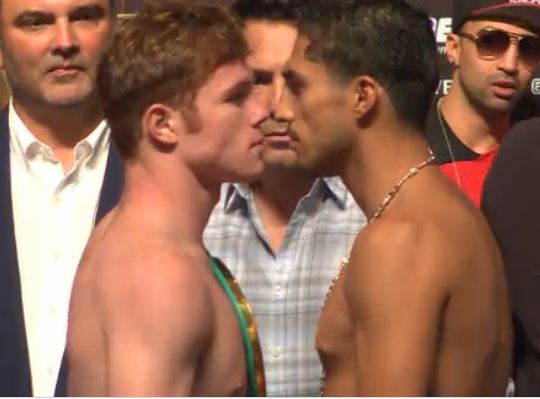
[209,256,261,396]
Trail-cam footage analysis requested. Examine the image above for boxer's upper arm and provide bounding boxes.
[103,253,212,396]
[344,221,451,396]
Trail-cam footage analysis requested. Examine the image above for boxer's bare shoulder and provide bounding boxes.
[69,224,214,395]
[318,202,511,396]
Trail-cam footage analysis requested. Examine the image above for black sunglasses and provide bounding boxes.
[458,27,540,66]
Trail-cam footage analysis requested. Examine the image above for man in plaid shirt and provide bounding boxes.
[204,0,366,396]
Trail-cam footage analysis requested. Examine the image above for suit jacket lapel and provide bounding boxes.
[96,142,123,223]
[0,107,33,396]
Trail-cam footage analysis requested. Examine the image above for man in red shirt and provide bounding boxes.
[426,0,540,206]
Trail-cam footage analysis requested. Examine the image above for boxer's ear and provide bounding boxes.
[142,104,181,147]
[350,75,379,123]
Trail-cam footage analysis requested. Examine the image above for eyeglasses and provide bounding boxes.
[458,27,540,66]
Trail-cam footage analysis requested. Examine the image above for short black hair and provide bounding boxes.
[299,0,439,130]
[231,0,302,23]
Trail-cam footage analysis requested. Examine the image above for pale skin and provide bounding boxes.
[67,61,267,396]
[67,211,248,396]
[441,19,538,154]
[278,34,512,396]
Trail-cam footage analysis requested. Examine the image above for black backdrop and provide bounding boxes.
[115,0,540,119]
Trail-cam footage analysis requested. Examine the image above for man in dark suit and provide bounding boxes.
[0,0,122,395]
[482,117,540,396]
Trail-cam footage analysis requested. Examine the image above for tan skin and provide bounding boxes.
[277,34,512,396]
[244,19,315,252]
[0,0,113,172]
[67,61,268,396]
[442,19,538,154]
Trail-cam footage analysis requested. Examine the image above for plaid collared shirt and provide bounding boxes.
[203,177,366,396]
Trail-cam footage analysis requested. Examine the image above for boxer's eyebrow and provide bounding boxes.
[222,78,254,105]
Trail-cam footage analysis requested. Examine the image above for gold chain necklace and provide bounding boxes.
[322,151,435,305]
[319,151,435,395]
[436,97,463,189]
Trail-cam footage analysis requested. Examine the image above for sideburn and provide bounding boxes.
[180,105,203,133]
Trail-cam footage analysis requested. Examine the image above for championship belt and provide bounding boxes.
[209,257,266,397]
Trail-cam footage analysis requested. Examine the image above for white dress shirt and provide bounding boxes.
[9,101,111,396]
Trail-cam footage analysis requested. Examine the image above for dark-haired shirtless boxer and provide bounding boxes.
[276,0,512,395]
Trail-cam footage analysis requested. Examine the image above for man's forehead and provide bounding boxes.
[287,34,318,70]
[2,0,110,15]
[287,34,308,63]
[463,18,538,36]
[244,20,298,46]
[245,20,298,66]
[293,33,310,53]
[286,34,341,88]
